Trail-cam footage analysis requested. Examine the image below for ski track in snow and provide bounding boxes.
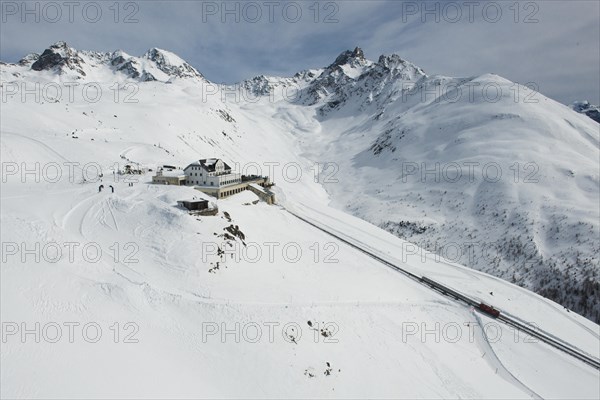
[104,197,120,231]
[471,311,542,399]
[2,131,74,164]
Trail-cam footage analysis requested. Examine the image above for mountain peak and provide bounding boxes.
[17,42,206,82]
[30,40,86,75]
[142,47,204,80]
[330,47,367,69]
[143,48,183,65]
[50,40,69,49]
[376,53,425,76]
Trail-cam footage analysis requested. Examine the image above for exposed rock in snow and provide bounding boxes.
[31,41,87,76]
[572,100,600,123]
[142,48,205,80]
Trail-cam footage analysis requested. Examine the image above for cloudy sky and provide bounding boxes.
[1,0,598,104]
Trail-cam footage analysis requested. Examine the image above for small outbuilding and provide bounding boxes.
[152,168,186,185]
[177,199,209,211]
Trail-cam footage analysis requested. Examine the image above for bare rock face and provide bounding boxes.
[242,75,273,97]
[116,59,142,79]
[329,47,367,69]
[31,41,86,76]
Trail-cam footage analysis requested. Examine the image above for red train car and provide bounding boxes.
[479,303,500,318]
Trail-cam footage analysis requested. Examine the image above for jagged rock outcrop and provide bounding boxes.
[572,101,600,123]
[31,41,87,76]
[14,41,205,83]
[142,48,204,80]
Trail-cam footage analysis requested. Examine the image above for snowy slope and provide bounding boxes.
[239,50,599,323]
[246,49,599,323]
[296,72,600,323]
[1,161,598,399]
[1,42,599,398]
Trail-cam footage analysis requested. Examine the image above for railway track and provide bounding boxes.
[286,208,600,371]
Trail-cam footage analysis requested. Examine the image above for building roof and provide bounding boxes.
[178,199,209,204]
[185,158,232,172]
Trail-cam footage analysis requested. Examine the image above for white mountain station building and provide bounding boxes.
[184,158,241,187]
[153,158,275,203]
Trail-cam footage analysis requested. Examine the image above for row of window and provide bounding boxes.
[221,179,241,186]
[220,187,245,198]
[188,172,237,179]
[189,165,227,174]
[187,179,241,186]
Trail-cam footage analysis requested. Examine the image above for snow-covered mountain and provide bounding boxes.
[8,41,205,82]
[243,46,599,323]
[1,42,599,398]
[295,68,600,324]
